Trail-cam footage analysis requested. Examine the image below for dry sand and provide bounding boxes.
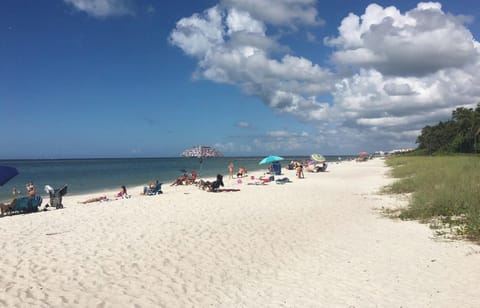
[1,159,479,307]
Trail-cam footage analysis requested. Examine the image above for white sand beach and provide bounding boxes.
[1,159,480,307]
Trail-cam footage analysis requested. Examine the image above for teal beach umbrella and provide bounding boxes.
[259,155,284,165]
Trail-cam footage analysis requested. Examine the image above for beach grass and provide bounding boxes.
[383,155,480,240]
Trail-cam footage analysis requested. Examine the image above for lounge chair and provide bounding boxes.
[201,174,224,192]
[306,162,328,173]
[45,185,68,209]
[210,175,224,192]
[145,183,163,195]
[319,163,328,172]
[10,196,43,214]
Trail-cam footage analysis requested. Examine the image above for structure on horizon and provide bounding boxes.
[181,145,223,158]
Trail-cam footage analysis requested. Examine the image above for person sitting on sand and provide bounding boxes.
[198,174,225,192]
[171,173,187,186]
[143,180,159,194]
[116,185,130,199]
[237,167,247,178]
[26,182,36,198]
[185,170,197,185]
[0,199,16,216]
[206,174,224,192]
[26,182,43,206]
[1,185,34,216]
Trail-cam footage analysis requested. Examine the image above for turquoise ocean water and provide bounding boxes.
[0,156,352,202]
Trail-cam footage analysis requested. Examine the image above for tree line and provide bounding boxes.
[416,103,480,154]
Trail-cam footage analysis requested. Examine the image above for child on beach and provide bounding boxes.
[116,185,130,199]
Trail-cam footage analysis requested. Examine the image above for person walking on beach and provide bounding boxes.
[228,162,234,179]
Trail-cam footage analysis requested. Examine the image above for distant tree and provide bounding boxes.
[475,127,480,153]
[452,106,477,152]
[416,103,480,154]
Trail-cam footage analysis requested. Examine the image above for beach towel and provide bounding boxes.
[210,189,241,192]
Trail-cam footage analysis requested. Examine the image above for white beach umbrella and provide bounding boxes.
[181,145,223,171]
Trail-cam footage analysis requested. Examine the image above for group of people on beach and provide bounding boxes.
[286,160,328,178]
[80,185,131,204]
[81,159,317,201]
[228,162,248,179]
[1,182,43,216]
[2,159,328,214]
[170,170,197,186]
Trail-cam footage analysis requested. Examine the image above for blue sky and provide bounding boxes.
[1,0,480,158]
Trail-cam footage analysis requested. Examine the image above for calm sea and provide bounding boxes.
[0,156,351,202]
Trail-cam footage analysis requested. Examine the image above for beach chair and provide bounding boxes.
[146,183,163,195]
[319,163,328,172]
[45,185,68,209]
[272,162,282,175]
[11,196,42,214]
[198,175,225,191]
[211,176,224,191]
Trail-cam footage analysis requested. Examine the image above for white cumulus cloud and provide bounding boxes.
[325,2,478,76]
[220,0,322,27]
[169,4,334,124]
[64,0,133,17]
[170,1,480,154]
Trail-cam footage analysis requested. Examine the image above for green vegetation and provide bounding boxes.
[384,155,480,241]
[416,104,480,154]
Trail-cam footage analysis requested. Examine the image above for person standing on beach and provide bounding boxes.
[296,163,304,179]
[12,187,20,196]
[228,162,234,179]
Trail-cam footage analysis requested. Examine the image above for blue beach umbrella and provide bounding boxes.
[259,155,284,165]
[0,166,19,186]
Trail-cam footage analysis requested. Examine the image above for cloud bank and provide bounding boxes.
[170,1,480,153]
